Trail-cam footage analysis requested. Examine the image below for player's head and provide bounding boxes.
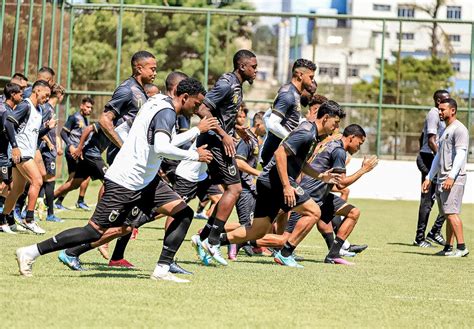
[144,83,160,97]
[38,67,55,87]
[31,80,51,105]
[49,84,66,103]
[233,49,257,85]
[317,100,346,135]
[292,58,317,94]
[438,97,457,121]
[300,80,318,108]
[131,51,156,84]
[176,77,207,118]
[3,83,23,105]
[236,104,248,127]
[165,71,188,97]
[252,111,266,137]
[343,124,366,155]
[433,89,450,106]
[80,96,94,116]
[306,94,328,121]
[10,73,28,91]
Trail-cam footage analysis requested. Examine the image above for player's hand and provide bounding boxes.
[235,124,250,142]
[283,184,296,208]
[320,168,341,184]
[72,146,83,160]
[362,155,378,173]
[46,113,57,129]
[222,133,236,157]
[197,117,219,133]
[442,177,454,190]
[12,147,21,164]
[421,178,431,193]
[69,145,76,154]
[196,144,213,163]
[57,147,63,156]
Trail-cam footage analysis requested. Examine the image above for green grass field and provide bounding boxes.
[1,182,473,328]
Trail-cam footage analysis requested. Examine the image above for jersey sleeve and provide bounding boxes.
[235,139,251,161]
[177,115,190,132]
[62,114,76,132]
[7,101,30,126]
[282,127,313,156]
[150,108,176,139]
[272,91,295,119]
[425,109,439,135]
[331,147,347,172]
[454,125,469,150]
[203,78,232,111]
[104,85,132,119]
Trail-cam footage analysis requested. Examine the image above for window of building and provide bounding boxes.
[396,33,415,40]
[398,6,414,17]
[372,31,390,38]
[452,62,460,72]
[347,67,360,77]
[447,6,461,19]
[448,34,461,42]
[319,65,340,77]
[373,4,391,11]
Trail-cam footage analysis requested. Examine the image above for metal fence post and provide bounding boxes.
[376,20,386,157]
[24,0,35,77]
[11,0,21,75]
[57,0,66,86]
[49,0,58,68]
[115,0,124,86]
[293,15,299,58]
[468,23,473,148]
[38,0,47,68]
[203,11,211,89]
[0,0,5,56]
[65,6,75,119]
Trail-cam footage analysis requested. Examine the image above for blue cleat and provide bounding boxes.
[58,250,85,271]
[46,214,64,223]
[13,207,24,222]
[202,239,228,266]
[274,251,304,268]
[54,203,69,211]
[191,234,212,266]
[75,202,91,211]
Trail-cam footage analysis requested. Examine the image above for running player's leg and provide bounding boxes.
[15,160,44,227]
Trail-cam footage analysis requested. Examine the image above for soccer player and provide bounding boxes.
[1,80,55,234]
[10,73,28,94]
[192,49,258,265]
[56,97,94,210]
[16,78,211,283]
[23,67,55,98]
[144,83,160,97]
[414,90,450,247]
[422,98,469,257]
[199,101,344,267]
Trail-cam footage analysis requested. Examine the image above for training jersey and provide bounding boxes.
[175,140,208,183]
[203,72,242,136]
[420,107,445,154]
[436,119,469,185]
[0,102,12,165]
[39,102,57,158]
[300,139,346,202]
[62,111,89,151]
[260,83,302,165]
[259,121,320,186]
[105,94,181,190]
[82,123,112,159]
[235,130,259,192]
[7,98,43,158]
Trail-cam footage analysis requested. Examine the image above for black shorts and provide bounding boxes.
[74,156,107,181]
[91,176,182,229]
[253,179,311,222]
[42,154,56,176]
[173,175,222,203]
[0,165,12,184]
[65,152,78,174]
[161,159,179,185]
[235,188,256,226]
[196,132,240,186]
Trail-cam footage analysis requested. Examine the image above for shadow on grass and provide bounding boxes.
[398,251,439,257]
[81,262,140,271]
[79,272,150,279]
[140,226,165,231]
[387,242,419,247]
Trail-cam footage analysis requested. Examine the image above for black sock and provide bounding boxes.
[0,196,5,207]
[38,186,45,199]
[281,241,296,257]
[219,233,230,246]
[44,181,55,216]
[199,217,215,241]
[443,244,453,252]
[56,196,65,205]
[331,216,343,234]
[327,236,345,258]
[66,243,93,257]
[249,240,258,248]
[196,203,205,213]
[208,218,225,245]
[0,213,6,225]
[37,224,102,255]
[457,243,466,251]
[25,210,35,223]
[111,232,132,261]
[322,232,335,250]
[6,213,15,226]
[77,195,84,203]
[158,206,193,266]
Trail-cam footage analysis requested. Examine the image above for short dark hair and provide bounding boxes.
[252,111,265,126]
[32,79,51,91]
[317,100,346,119]
[343,124,366,138]
[131,51,155,69]
[3,83,22,99]
[50,84,65,98]
[233,49,256,70]
[433,89,449,101]
[176,78,206,97]
[165,71,188,93]
[81,96,94,105]
[439,98,457,112]
[292,58,317,74]
[309,94,328,107]
[38,66,55,76]
[11,72,28,82]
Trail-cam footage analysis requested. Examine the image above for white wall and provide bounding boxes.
[345,158,474,203]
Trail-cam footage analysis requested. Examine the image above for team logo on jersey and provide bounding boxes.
[108,210,119,222]
[228,164,237,176]
[131,207,139,217]
[1,167,7,174]
[78,120,84,128]
[50,162,56,170]
[294,186,304,196]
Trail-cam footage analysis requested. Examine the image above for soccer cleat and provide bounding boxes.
[13,207,23,222]
[413,240,432,248]
[10,223,27,233]
[75,202,91,211]
[194,211,208,220]
[426,232,446,246]
[191,234,212,266]
[1,224,17,234]
[150,270,190,283]
[58,250,86,271]
[447,249,469,258]
[339,249,356,257]
[97,244,109,260]
[54,203,69,211]
[19,221,46,235]
[202,239,228,266]
[169,260,193,275]
[46,214,64,223]
[434,249,454,256]
[242,245,255,257]
[324,256,355,265]
[274,251,304,268]
[16,247,35,277]
[108,259,135,268]
[292,252,305,261]
[227,244,237,260]
[347,244,368,253]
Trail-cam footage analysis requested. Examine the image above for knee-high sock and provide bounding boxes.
[43,181,55,216]
[158,207,193,265]
[37,224,102,255]
[110,232,132,261]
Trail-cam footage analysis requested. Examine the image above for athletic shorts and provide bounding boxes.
[235,188,256,226]
[92,176,182,229]
[161,159,179,185]
[74,156,107,181]
[196,132,240,186]
[0,164,12,184]
[436,183,464,215]
[253,179,310,222]
[65,152,78,174]
[173,175,222,203]
[42,154,56,176]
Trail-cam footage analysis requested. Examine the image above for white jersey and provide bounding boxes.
[11,98,43,158]
[105,94,175,190]
[176,141,208,182]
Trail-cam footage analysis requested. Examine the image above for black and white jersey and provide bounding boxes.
[235,130,259,192]
[62,111,89,151]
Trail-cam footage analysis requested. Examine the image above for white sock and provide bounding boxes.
[23,244,41,259]
[342,240,351,250]
[153,263,170,275]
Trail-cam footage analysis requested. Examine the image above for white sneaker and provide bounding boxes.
[21,221,46,235]
[339,248,356,257]
[11,223,27,233]
[202,239,228,266]
[1,224,17,234]
[151,270,190,283]
[15,247,35,277]
[447,249,469,258]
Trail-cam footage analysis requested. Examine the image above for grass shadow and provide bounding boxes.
[387,242,419,247]
[398,251,439,257]
[79,272,149,279]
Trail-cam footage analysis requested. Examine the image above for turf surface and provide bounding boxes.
[1,182,473,328]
